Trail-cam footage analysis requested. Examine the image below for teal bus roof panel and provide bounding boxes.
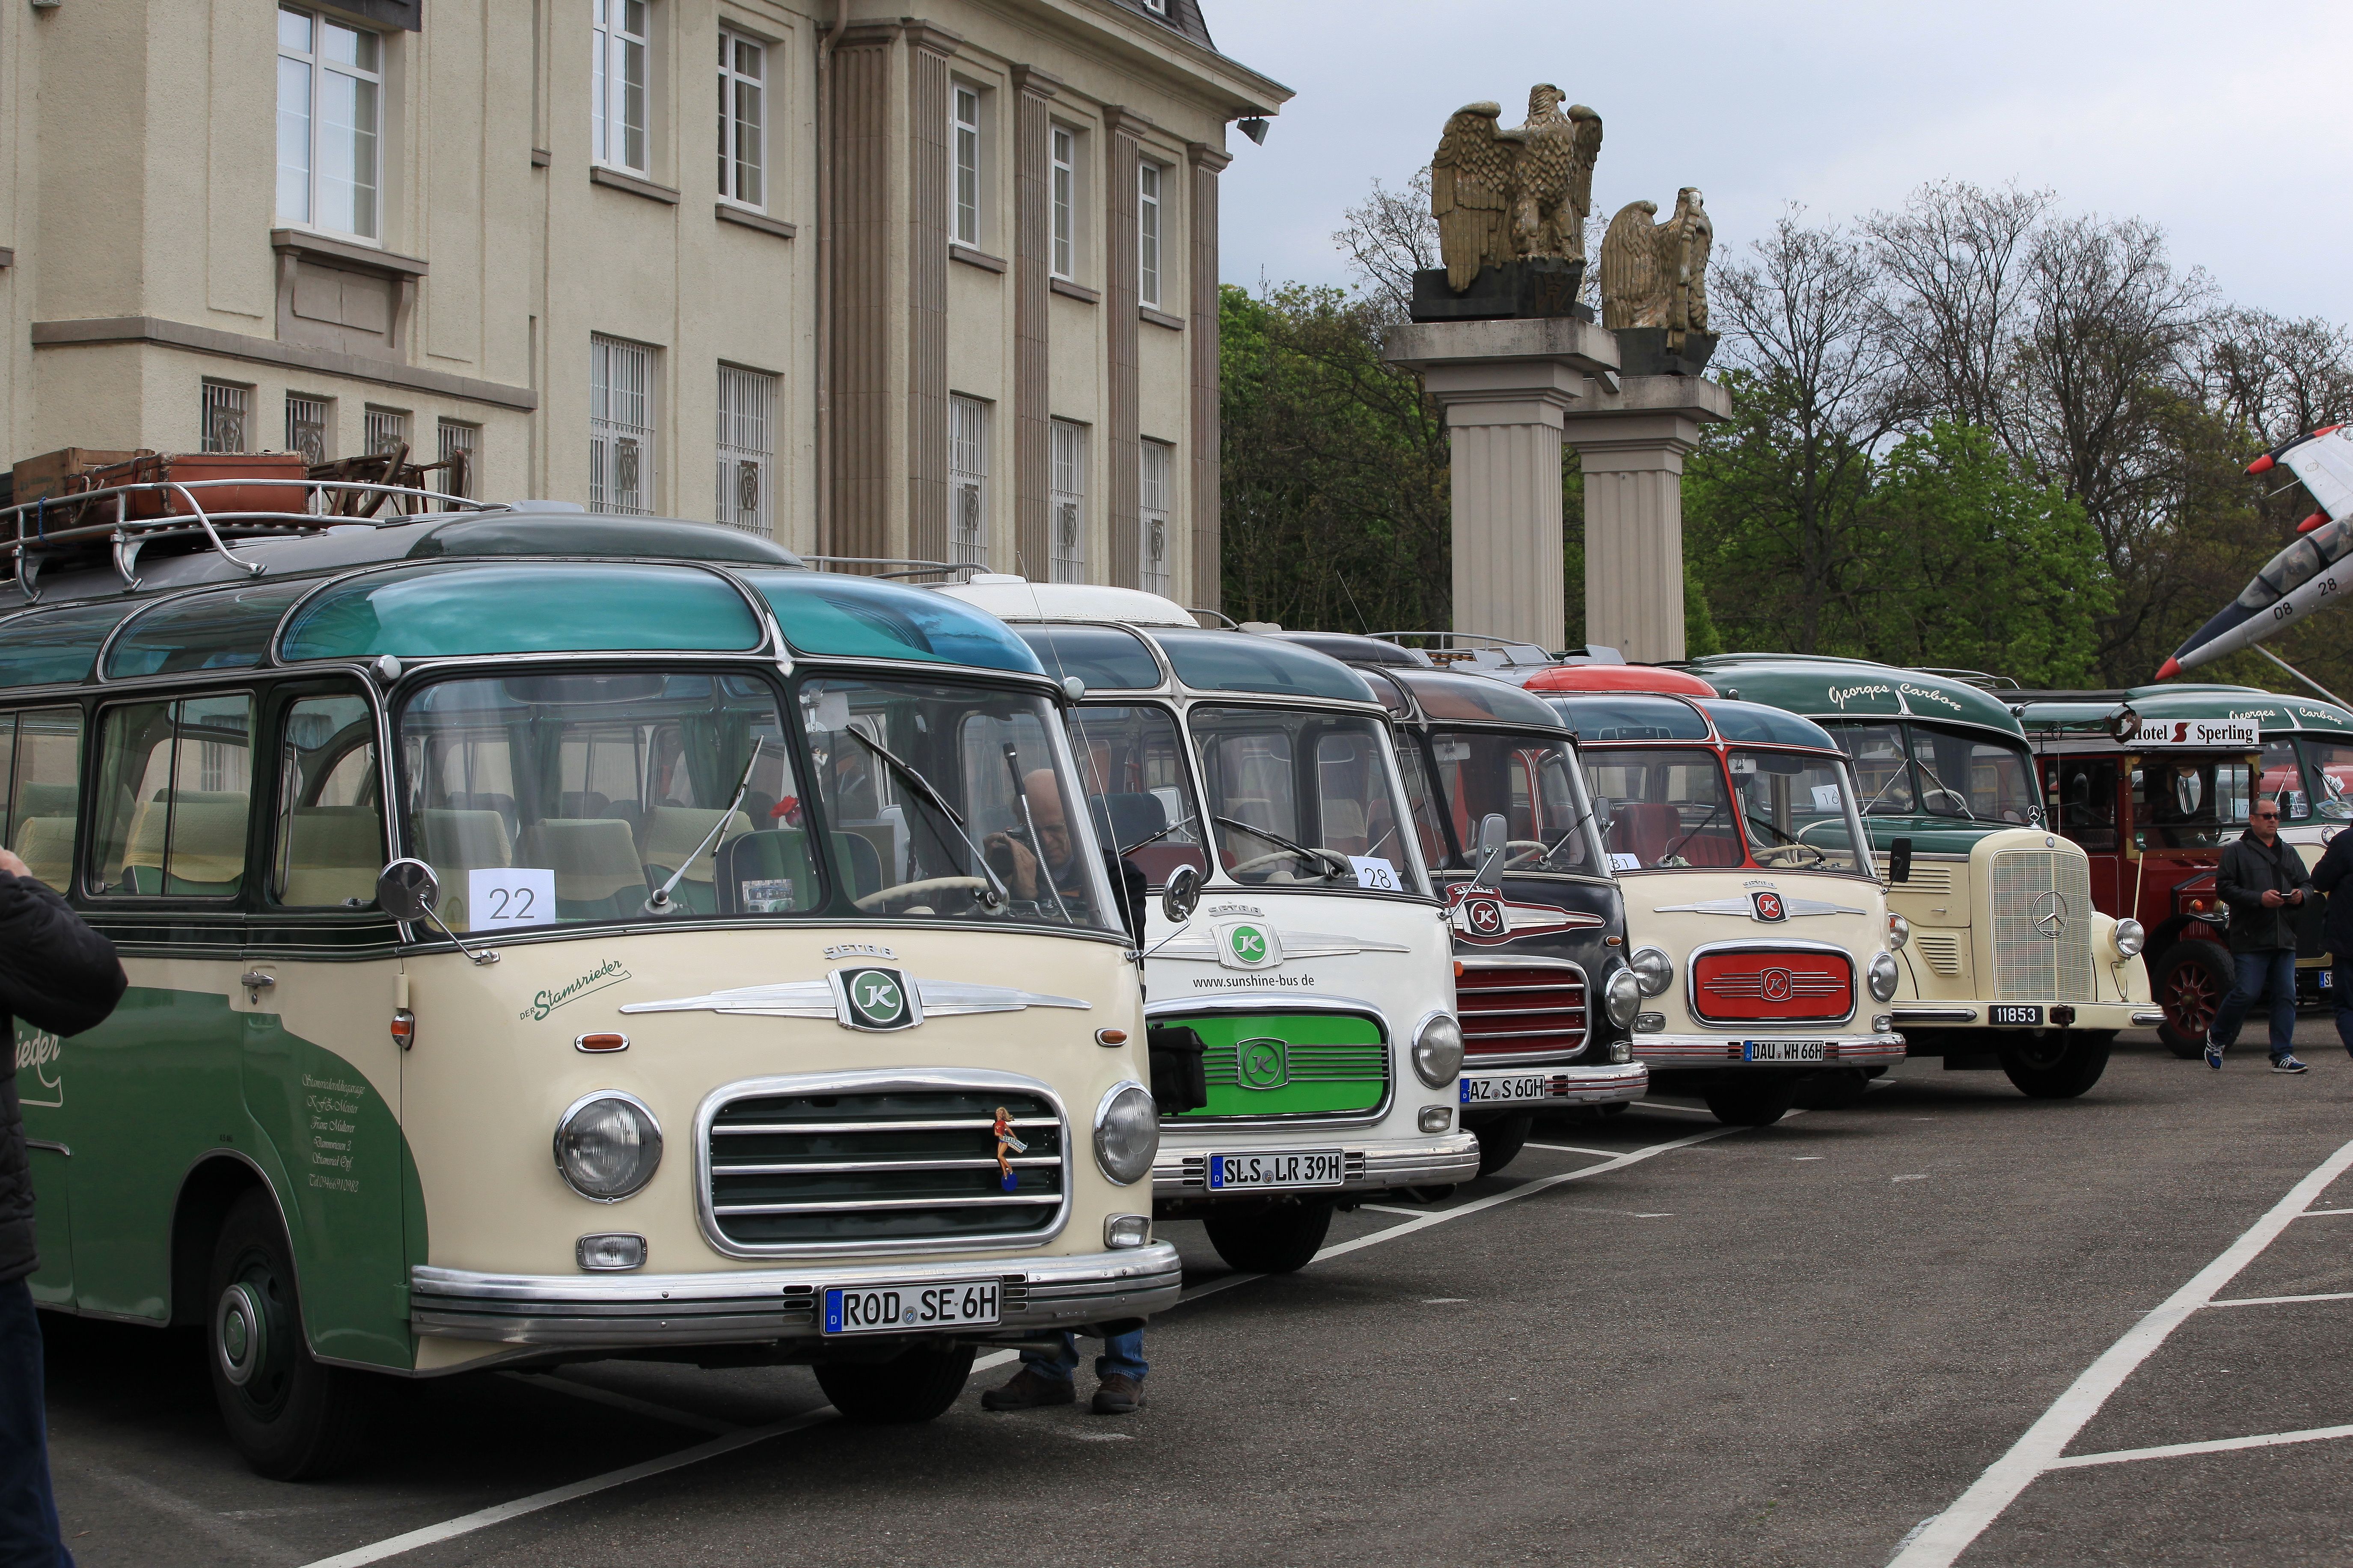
[1686,655,2025,736]
[744,572,1043,674]
[1014,624,1164,689]
[1152,629,1377,703]
[1385,668,1568,729]
[1545,693,1713,742]
[1700,699,1839,749]
[407,513,808,567]
[282,562,766,661]
[106,581,313,679]
[0,599,141,689]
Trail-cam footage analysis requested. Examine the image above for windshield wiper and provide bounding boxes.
[1215,814,1346,879]
[644,739,773,915]
[842,728,1010,908]
[1114,809,1199,856]
[1657,799,1725,866]
[1912,756,1979,822]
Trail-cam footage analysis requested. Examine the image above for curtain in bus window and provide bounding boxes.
[275,694,383,908]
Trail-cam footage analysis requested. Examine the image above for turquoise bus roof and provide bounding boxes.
[281,561,767,660]
[741,571,1043,674]
[1686,654,2024,737]
[1148,628,1378,704]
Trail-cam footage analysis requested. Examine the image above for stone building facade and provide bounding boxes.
[0,0,1283,607]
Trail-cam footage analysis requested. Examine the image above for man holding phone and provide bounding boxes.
[2207,794,2313,1073]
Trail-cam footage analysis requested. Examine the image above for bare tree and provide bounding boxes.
[2202,309,2353,450]
[1333,172,1439,322]
[1866,180,2053,449]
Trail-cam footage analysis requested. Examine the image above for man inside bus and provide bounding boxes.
[982,769,1095,918]
[2207,793,2312,1073]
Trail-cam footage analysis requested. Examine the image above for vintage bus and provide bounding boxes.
[1521,667,1905,1126]
[936,580,1476,1271]
[1686,656,2159,1097]
[2,486,1176,1477]
[1272,632,1644,1175]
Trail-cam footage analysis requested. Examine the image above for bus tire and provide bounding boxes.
[814,1342,978,1425]
[2001,1031,2113,1099]
[206,1189,374,1481]
[1472,1113,1533,1177]
[1703,1078,1798,1127]
[1203,1200,1336,1274]
[2155,939,2234,1058]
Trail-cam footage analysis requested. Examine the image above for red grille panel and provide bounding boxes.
[1690,950,1854,1024]
[1456,965,1589,1058]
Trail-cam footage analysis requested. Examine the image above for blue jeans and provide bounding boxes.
[1021,1327,1147,1384]
[2211,947,2298,1061]
[0,1279,71,1568]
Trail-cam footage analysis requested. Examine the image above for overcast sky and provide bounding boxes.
[1209,2,2353,327]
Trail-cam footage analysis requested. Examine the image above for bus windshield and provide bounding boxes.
[1415,729,1606,877]
[1729,748,1868,873]
[1066,703,1209,891]
[1584,747,1742,870]
[1189,706,1424,894]
[2131,757,2255,850]
[1820,719,2039,824]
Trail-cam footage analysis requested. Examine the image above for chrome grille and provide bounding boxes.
[1991,849,2095,1002]
[1456,960,1590,1060]
[1201,1039,1388,1087]
[704,1086,1067,1251]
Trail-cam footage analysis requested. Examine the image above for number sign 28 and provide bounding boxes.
[469,868,558,930]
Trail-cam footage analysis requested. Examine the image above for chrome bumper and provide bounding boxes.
[1893,1002,2154,1031]
[1150,1131,1480,1199]
[1458,1060,1648,1109]
[1636,1032,1907,1067]
[408,1243,1182,1349]
[2130,1009,2167,1028]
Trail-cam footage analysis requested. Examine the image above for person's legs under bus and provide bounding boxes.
[982,1333,1080,1411]
[0,1277,72,1568]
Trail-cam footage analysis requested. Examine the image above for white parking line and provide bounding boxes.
[1524,1143,1624,1157]
[2047,1421,2353,1470]
[1887,1135,2353,1568]
[499,1372,741,1436]
[2207,1289,2353,1309]
[2298,1207,2353,1217]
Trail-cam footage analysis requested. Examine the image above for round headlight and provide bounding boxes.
[1412,1012,1466,1088]
[554,1093,663,1202]
[2113,917,2146,959]
[1887,912,1910,949]
[1868,950,1901,1004]
[1604,966,1641,1029]
[1092,1081,1159,1186]
[1629,946,1674,997]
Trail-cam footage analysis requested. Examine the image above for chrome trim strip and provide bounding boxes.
[2131,1009,2167,1026]
[22,1140,68,1157]
[1634,1031,1906,1065]
[714,1116,1058,1137]
[1890,1006,1981,1022]
[692,1068,1072,1259]
[713,1156,1062,1176]
[1144,992,1390,1022]
[714,1194,1057,1216]
[1456,954,1585,972]
[1685,938,1860,1027]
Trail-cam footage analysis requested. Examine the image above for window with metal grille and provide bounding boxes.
[437,420,478,508]
[953,85,981,247]
[202,382,252,454]
[591,335,657,515]
[1138,161,1162,308]
[277,6,382,240]
[591,0,649,174]
[285,395,331,466]
[1140,438,1173,596]
[950,395,990,567]
[1050,126,1075,278]
[717,29,764,208]
[1050,419,1087,584]
[715,364,774,535]
[364,407,409,459]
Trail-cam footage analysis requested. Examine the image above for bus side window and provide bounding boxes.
[91,695,253,897]
[273,695,384,909]
[10,708,84,891]
[2054,760,2118,852]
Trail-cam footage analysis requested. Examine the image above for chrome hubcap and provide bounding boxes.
[215,1282,267,1387]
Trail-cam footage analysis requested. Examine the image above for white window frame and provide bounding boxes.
[592,0,651,175]
[276,6,384,242]
[952,84,981,248]
[202,382,253,454]
[591,335,658,516]
[1050,125,1075,279]
[1050,419,1087,585]
[716,363,776,535]
[1140,438,1173,597]
[1138,160,1162,309]
[717,27,765,210]
[950,395,990,568]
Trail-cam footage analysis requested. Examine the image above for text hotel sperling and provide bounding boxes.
[0,0,1284,608]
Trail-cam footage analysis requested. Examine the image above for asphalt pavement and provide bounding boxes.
[40,1024,2353,1567]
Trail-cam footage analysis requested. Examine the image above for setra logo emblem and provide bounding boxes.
[832,967,918,1031]
[1752,891,1786,922]
[1236,1037,1289,1090]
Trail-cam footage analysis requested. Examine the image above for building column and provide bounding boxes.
[1010,67,1059,579]
[826,24,897,565]
[903,24,960,567]
[1186,141,1229,613]
[1103,107,1147,588]
[1557,376,1732,664]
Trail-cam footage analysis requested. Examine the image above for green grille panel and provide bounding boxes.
[1159,1011,1388,1118]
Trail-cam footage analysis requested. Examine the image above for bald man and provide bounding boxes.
[983,769,1093,914]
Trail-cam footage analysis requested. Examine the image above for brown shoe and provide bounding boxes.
[1091,1373,1146,1415]
[981,1367,1077,1411]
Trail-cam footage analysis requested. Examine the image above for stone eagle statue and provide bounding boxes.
[1599,188,1713,350]
[1430,86,1604,292]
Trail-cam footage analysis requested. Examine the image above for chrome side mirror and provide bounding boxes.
[1062,674,1087,702]
[1162,862,1203,925]
[377,857,499,965]
[1473,813,1509,888]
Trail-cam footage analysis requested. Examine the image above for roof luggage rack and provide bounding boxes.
[1358,630,1588,671]
[799,555,983,582]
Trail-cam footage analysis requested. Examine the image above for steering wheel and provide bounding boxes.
[1500,838,1551,868]
[854,876,991,913]
[1228,846,1355,877]
[1751,842,1827,867]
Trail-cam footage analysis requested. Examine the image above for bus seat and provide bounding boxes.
[13,817,74,890]
[517,817,646,917]
[1090,792,1167,854]
[163,799,251,894]
[416,808,513,928]
[1607,802,1684,867]
[560,790,612,820]
[15,783,76,820]
[640,806,752,912]
[832,831,882,902]
[716,829,814,912]
[282,805,383,907]
[1126,844,1207,888]
[447,792,520,840]
[1321,798,1368,854]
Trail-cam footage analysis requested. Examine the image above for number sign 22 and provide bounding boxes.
[469,867,557,930]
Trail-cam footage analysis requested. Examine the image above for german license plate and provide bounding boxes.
[2321,969,2334,991]
[1207,1151,1343,1190]
[822,1280,1001,1336]
[1462,1073,1549,1104]
[1743,1039,1826,1063]
[1989,1005,2044,1027]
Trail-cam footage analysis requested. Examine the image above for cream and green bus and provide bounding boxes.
[3,489,1175,1477]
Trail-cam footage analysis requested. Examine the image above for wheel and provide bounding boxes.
[1702,1078,1799,1127]
[1203,1200,1337,1274]
[2154,938,2234,1058]
[814,1341,978,1424]
[206,1189,375,1480]
[1472,1112,1533,1177]
[2001,1030,2114,1099]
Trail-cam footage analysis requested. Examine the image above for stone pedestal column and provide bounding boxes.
[1385,319,1620,652]
[1558,374,1732,665]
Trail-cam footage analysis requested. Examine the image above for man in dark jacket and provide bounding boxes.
[0,847,127,1566]
[2304,823,2353,1058]
[2208,796,2313,1073]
